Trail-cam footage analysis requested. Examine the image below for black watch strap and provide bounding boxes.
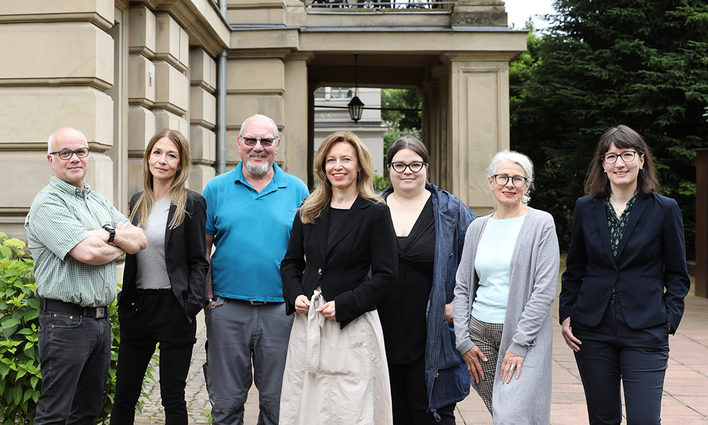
[102,224,116,244]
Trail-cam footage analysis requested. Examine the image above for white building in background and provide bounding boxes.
[314,87,389,177]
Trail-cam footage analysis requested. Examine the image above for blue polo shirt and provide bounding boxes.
[203,163,309,302]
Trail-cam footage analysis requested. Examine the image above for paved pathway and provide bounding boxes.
[134,291,708,425]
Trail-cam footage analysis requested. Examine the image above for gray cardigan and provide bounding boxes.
[453,208,560,424]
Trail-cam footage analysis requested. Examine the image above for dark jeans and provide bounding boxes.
[389,355,456,425]
[110,289,196,425]
[35,311,111,425]
[573,293,669,425]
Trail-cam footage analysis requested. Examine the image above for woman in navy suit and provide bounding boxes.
[111,129,209,424]
[279,131,398,424]
[559,125,690,425]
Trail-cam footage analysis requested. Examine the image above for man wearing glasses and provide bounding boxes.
[25,127,146,424]
[202,114,309,424]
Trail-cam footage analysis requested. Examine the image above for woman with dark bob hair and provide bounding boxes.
[280,131,398,424]
[111,129,209,424]
[378,136,475,424]
[560,124,690,425]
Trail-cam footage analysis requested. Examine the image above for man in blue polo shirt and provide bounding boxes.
[203,114,309,424]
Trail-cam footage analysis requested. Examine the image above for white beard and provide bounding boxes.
[245,160,270,175]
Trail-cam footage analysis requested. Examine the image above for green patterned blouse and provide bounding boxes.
[605,195,637,257]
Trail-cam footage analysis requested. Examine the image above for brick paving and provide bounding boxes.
[133,291,708,425]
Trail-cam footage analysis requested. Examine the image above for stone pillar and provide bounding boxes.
[283,52,311,182]
[189,48,217,191]
[445,53,510,216]
[127,4,157,197]
[225,54,285,168]
[695,148,708,298]
[0,4,116,239]
[452,0,507,26]
[423,64,450,191]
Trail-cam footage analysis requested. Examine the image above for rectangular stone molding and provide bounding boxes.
[189,164,216,193]
[226,94,284,130]
[0,22,113,86]
[128,4,156,57]
[0,152,54,208]
[0,0,115,31]
[155,109,189,136]
[128,54,156,106]
[190,48,217,93]
[448,59,510,212]
[226,58,284,94]
[0,87,113,147]
[86,152,116,206]
[155,13,189,72]
[128,105,156,154]
[190,125,216,163]
[154,60,189,114]
[190,86,217,128]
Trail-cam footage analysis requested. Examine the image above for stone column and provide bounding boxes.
[444,53,510,215]
[423,64,450,190]
[283,52,312,182]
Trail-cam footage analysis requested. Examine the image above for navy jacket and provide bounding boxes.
[559,194,690,333]
[120,190,209,319]
[281,196,398,327]
[382,183,475,413]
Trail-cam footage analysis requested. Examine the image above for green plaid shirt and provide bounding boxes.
[605,195,637,257]
[25,176,128,307]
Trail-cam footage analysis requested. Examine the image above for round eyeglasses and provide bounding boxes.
[602,151,639,164]
[49,147,90,160]
[492,174,528,188]
[389,161,427,173]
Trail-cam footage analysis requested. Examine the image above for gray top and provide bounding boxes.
[136,197,171,290]
[25,176,128,307]
[453,208,560,424]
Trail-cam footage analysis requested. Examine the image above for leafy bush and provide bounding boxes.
[0,232,154,424]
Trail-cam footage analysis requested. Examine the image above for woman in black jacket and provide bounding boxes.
[279,131,398,425]
[111,129,209,425]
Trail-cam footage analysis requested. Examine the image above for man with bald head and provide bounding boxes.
[202,114,309,424]
[25,127,146,424]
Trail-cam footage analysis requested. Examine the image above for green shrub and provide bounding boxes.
[0,232,154,424]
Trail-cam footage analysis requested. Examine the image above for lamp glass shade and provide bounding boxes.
[348,96,364,123]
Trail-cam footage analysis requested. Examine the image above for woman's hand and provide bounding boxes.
[316,301,336,320]
[463,346,488,384]
[500,350,524,384]
[444,301,454,323]
[561,317,582,352]
[294,295,311,314]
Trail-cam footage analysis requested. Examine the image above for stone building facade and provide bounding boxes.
[0,0,525,239]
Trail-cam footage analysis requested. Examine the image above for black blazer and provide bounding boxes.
[281,196,398,328]
[120,190,209,319]
[559,193,690,333]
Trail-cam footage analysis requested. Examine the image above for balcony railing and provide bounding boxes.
[307,0,454,11]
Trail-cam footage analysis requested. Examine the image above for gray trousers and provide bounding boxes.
[468,315,503,414]
[205,297,293,425]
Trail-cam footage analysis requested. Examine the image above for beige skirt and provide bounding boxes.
[279,288,393,425]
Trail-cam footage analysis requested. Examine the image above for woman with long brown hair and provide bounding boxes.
[111,129,209,424]
[280,131,398,425]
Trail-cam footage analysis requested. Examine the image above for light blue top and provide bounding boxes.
[203,162,309,302]
[472,214,526,323]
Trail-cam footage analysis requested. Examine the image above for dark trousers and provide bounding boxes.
[110,290,196,425]
[573,293,669,425]
[389,355,455,425]
[35,311,111,425]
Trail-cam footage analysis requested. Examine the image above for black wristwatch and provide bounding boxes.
[102,224,116,245]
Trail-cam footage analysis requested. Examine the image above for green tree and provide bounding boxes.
[380,88,423,184]
[510,0,708,255]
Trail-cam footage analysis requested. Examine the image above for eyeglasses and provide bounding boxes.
[49,147,90,160]
[492,174,528,188]
[602,150,639,164]
[241,136,277,148]
[390,161,427,173]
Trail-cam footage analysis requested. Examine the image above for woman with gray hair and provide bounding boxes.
[453,150,559,424]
